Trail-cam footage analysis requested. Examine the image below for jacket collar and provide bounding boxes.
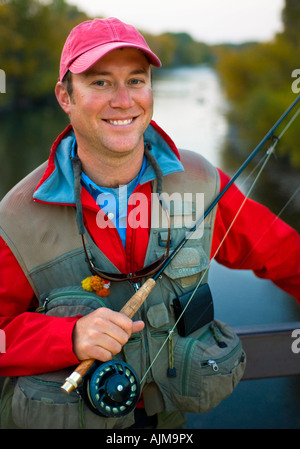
[33,120,184,205]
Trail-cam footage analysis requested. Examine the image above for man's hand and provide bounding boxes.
[72,307,145,362]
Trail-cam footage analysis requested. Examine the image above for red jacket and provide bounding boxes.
[1,123,299,376]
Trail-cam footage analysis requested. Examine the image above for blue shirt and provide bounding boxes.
[72,139,147,247]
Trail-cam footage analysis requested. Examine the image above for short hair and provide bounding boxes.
[62,70,74,100]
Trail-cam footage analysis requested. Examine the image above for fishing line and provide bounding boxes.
[275,185,300,217]
[62,97,300,406]
[140,104,300,385]
[140,142,275,384]
[239,185,300,268]
[237,105,300,263]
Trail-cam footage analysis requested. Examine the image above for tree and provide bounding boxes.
[215,0,300,168]
[0,0,88,107]
[282,0,300,47]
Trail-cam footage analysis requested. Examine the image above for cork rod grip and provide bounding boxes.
[61,278,156,393]
[119,278,156,318]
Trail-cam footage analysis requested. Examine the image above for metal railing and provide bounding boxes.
[235,321,300,380]
[1,322,299,392]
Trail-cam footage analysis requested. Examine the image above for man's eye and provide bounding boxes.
[130,79,143,85]
[94,80,106,87]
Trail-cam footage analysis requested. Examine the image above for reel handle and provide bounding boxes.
[61,278,156,393]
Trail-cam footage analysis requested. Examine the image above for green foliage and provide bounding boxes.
[141,31,214,68]
[282,0,300,47]
[0,0,89,107]
[0,0,214,109]
[215,0,300,168]
[2,0,298,170]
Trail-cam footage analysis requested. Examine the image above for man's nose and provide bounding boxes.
[110,84,135,109]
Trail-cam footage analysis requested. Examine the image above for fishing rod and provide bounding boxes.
[61,94,300,417]
[152,93,300,279]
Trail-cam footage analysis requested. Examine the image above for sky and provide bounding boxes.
[67,0,285,44]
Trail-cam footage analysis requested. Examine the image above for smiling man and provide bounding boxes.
[55,47,154,188]
[0,17,299,430]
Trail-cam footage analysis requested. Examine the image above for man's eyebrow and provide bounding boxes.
[130,69,149,76]
[84,70,110,77]
[84,68,149,77]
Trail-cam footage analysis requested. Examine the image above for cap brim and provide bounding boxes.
[69,42,161,74]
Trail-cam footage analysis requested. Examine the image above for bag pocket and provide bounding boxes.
[12,370,85,429]
[11,370,135,429]
[36,285,110,317]
[156,320,246,414]
[11,286,135,429]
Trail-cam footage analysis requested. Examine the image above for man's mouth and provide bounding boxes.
[106,118,134,126]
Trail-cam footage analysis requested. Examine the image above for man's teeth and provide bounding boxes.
[108,119,133,126]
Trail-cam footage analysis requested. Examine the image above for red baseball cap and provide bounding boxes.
[59,17,161,81]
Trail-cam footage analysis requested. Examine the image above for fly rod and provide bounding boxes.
[152,93,300,279]
[62,94,300,397]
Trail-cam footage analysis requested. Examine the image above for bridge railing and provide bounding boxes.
[1,321,299,396]
[235,321,300,380]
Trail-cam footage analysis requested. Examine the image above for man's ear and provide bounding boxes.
[55,81,72,114]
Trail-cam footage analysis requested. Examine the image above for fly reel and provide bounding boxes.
[81,360,140,417]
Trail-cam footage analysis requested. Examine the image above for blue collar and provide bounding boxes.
[75,144,148,203]
[33,123,184,205]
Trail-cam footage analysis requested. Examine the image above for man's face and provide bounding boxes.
[64,48,153,160]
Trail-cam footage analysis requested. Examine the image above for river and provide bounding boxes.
[0,65,299,428]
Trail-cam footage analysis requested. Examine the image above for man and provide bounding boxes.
[0,18,299,429]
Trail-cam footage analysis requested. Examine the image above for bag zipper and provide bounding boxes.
[36,289,108,313]
[201,340,242,372]
[182,338,242,395]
